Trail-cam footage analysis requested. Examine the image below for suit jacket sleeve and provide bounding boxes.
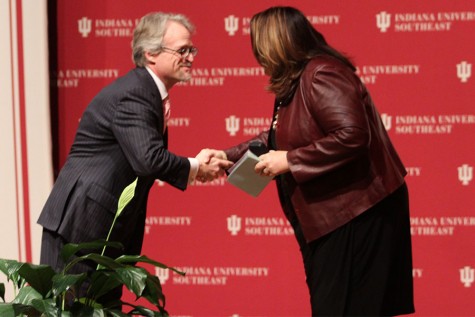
[112,85,190,189]
[224,131,269,162]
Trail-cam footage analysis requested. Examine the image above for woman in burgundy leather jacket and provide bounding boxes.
[213,6,415,316]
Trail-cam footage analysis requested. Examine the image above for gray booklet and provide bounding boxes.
[226,150,274,197]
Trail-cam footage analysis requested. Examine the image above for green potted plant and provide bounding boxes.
[0,178,184,316]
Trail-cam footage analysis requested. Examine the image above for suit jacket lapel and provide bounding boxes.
[133,67,168,144]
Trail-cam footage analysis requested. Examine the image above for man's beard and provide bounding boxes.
[179,72,192,82]
[179,62,192,82]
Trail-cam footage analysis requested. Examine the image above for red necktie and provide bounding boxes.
[163,96,171,133]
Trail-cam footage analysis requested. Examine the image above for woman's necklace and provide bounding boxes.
[272,106,280,130]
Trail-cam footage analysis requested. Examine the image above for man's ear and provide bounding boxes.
[144,51,156,65]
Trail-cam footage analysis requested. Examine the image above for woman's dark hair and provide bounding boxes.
[250,6,355,99]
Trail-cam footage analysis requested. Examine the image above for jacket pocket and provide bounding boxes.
[86,183,118,214]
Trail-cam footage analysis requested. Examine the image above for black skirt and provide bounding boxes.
[288,183,415,316]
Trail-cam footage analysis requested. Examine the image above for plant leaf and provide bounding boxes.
[141,274,165,309]
[92,308,106,317]
[115,255,185,276]
[61,240,123,263]
[11,285,42,305]
[0,303,15,317]
[31,298,59,317]
[0,259,23,285]
[87,270,122,300]
[0,302,33,317]
[70,302,106,317]
[127,305,166,317]
[65,253,124,273]
[105,309,130,317]
[101,178,139,261]
[17,263,55,298]
[51,272,87,297]
[117,177,138,218]
[115,267,147,297]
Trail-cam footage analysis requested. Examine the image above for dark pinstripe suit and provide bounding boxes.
[38,67,190,268]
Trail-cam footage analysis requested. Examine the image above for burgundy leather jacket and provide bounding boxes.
[224,55,407,243]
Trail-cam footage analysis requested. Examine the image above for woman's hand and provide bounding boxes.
[255,150,289,177]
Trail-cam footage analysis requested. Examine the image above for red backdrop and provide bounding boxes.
[54,0,475,315]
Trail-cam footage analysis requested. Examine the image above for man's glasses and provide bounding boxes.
[161,46,198,58]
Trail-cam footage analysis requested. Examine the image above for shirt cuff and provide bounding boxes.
[188,157,199,184]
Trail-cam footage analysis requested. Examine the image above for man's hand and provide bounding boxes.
[195,149,232,182]
[196,148,227,163]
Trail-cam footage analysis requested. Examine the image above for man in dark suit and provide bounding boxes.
[37,12,232,301]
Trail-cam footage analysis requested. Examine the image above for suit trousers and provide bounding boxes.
[40,228,123,306]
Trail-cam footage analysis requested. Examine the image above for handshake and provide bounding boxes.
[194,148,233,183]
[193,146,290,183]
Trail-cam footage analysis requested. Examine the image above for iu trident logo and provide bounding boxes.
[456,61,472,83]
[227,215,242,236]
[380,113,392,131]
[78,17,92,38]
[155,267,170,285]
[225,115,240,136]
[460,266,475,287]
[225,15,239,36]
[376,12,391,33]
[458,164,473,186]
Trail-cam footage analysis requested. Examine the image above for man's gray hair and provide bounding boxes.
[132,12,195,67]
